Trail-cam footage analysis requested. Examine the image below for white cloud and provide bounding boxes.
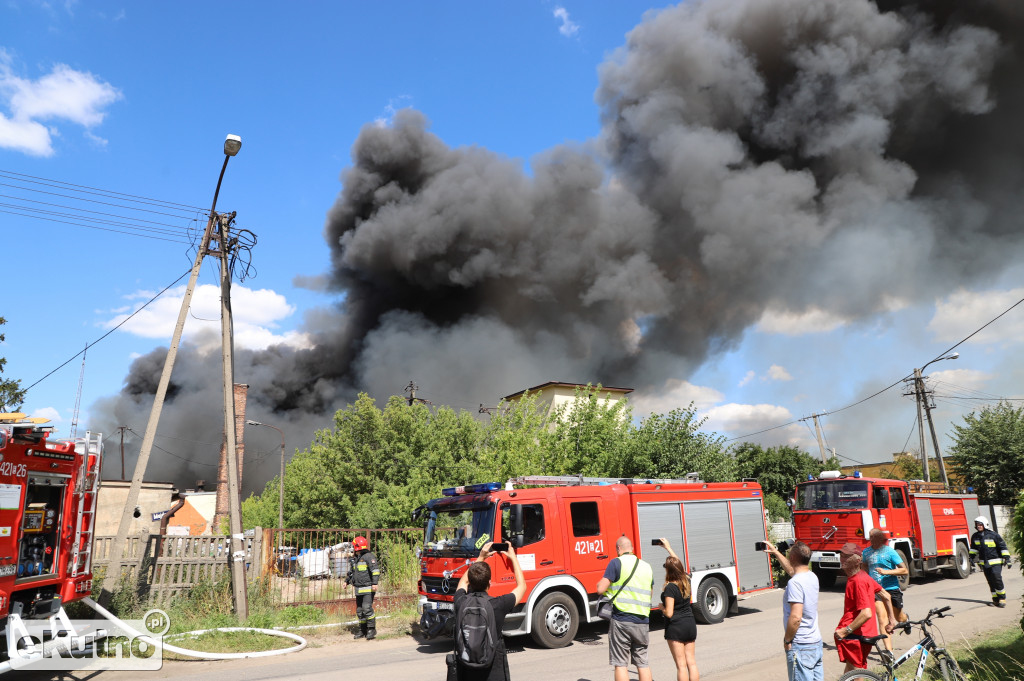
[738,370,755,387]
[31,406,62,422]
[927,368,994,393]
[702,403,794,435]
[928,287,1024,346]
[553,7,579,37]
[103,284,311,352]
[0,53,120,156]
[767,364,793,381]
[374,95,413,128]
[631,379,723,416]
[757,297,908,336]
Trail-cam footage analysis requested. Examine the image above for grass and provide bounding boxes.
[865,625,1024,681]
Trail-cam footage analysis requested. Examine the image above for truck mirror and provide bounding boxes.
[509,505,525,548]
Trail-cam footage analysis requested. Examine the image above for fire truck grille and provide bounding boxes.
[421,576,457,596]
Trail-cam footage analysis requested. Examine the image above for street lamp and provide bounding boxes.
[247,420,286,530]
[913,352,959,486]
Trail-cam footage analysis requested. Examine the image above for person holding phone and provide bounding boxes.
[452,541,527,680]
[657,538,699,681]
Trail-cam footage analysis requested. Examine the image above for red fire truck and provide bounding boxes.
[415,475,773,648]
[792,471,978,588]
[0,414,102,645]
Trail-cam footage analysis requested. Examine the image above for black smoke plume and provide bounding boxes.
[96,0,1024,491]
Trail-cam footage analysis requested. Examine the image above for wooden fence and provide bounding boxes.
[92,531,263,606]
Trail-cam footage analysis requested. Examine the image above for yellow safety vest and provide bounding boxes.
[610,554,653,617]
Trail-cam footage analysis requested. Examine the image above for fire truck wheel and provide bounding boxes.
[693,577,728,624]
[896,549,911,590]
[530,592,579,648]
[951,543,970,580]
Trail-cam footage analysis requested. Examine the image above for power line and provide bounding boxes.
[0,208,193,244]
[125,427,218,468]
[0,168,205,212]
[22,269,192,395]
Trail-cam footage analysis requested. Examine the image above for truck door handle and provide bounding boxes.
[540,560,554,566]
[597,555,609,560]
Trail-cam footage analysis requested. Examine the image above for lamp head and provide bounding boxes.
[949,352,959,360]
[246,420,260,426]
[224,134,242,157]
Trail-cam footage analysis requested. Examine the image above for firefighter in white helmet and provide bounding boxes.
[970,516,1011,607]
[346,536,381,638]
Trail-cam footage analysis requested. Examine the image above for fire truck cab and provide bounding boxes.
[416,475,773,648]
[793,471,977,588]
[0,414,102,650]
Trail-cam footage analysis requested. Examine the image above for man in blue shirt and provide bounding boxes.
[862,529,908,653]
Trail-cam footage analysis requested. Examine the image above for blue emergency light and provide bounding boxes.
[442,482,502,496]
[853,471,862,478]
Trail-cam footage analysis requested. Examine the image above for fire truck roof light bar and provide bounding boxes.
[442,482,502,496]
[509,474,704,488]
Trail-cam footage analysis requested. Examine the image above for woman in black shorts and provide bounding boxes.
[659,538,699,681]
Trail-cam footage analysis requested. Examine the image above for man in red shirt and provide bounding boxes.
[834,543,896,672]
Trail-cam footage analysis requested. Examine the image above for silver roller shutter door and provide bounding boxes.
[731,499,772,591]
[915,498,937,555]
[683,501,734,571]
[637,503,684,608]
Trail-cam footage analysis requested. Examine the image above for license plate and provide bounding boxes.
[818,557,839,565]
[0,565,16,577]
[432,601,454,611]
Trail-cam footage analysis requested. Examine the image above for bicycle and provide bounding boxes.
[840,606,967,681]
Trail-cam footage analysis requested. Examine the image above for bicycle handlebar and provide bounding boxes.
[895,606,953,635]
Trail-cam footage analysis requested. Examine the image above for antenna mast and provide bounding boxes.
[70,343,88,439]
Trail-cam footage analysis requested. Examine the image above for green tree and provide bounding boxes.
[627,406,734,481]
[0,317,27,412]
[948,402,1024,504]
[542,385,633,477]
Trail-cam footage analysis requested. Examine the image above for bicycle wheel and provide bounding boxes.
[839,670,887,681]
[937,652,968,681]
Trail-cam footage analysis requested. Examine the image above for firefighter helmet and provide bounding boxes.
[353,536,368,550]
[974,516,989,529]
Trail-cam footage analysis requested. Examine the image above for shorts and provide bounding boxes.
[874,589,904,610]
[835,634,870,669]
[609,618,649,669]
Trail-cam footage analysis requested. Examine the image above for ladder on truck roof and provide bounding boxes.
[510,473,702,487]
[70,431,102,577]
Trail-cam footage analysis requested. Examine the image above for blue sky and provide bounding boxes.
[3,1,1024,481]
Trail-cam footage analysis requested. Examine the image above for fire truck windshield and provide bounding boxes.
[797,481,869,510]
[422,499,497,556]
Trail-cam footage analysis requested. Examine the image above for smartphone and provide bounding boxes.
[755,541,768,551]
[490,542,509,552]
[651,539,663,546]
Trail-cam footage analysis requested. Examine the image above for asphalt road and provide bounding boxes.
[19,567,1023,681]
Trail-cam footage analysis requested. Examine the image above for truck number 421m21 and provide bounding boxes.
[575,539,604,555]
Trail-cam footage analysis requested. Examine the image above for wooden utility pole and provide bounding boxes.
[215,211,249,619]
[119,426,126,479]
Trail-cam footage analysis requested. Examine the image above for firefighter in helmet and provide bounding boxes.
[970,516,1012,607]
[346,536,381,639]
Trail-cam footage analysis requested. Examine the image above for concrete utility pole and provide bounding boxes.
[910,352,959,486]
[799,413,830,464]
[405,381,419,406]
[913,369,931,483]
[215,210,249,619]
[119,426,127,479]
[102,134,243,606]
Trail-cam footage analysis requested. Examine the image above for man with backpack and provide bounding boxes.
[451,541,527,680]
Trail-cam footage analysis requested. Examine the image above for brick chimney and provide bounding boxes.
[213,383,248,532]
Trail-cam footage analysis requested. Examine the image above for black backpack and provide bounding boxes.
[454,592,497,668]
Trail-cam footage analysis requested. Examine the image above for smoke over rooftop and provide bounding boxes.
[96,0,1024,491]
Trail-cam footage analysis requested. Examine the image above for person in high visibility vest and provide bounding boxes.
[346,536,381,639]
[596,536,654,681]
[970,516,1012,607]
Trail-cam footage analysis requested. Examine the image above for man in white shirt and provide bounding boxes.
[766,541,823,681]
